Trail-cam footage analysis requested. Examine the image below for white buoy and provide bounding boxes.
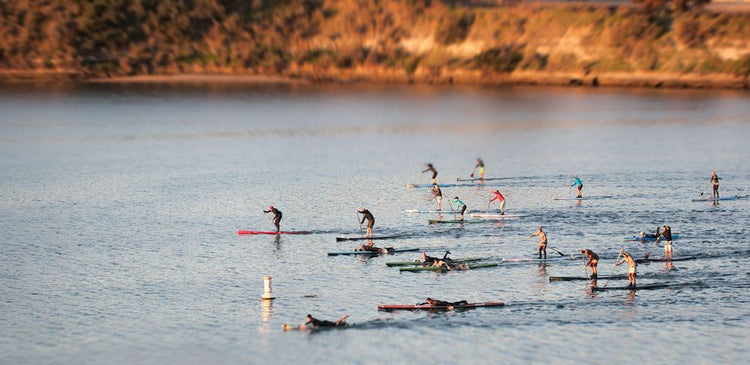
[261,275,276,300]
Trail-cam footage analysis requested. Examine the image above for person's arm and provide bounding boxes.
[360,215,366,224]
[263,209,270,213]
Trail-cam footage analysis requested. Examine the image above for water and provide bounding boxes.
[1,82,749,364]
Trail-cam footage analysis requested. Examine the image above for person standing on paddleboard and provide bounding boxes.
[571,175,583,198]
[432,184,442,211]
[615,249,637,288]
[423,163,438,184]
[452,196,467,220]
[358,208,374,238]
[655,225,673,261]
[263,206,282,233]
[581,249,599,278]
[489,189,505,215]
[474,158,485,179]
[710,170,720,198]
[530,226,547,259]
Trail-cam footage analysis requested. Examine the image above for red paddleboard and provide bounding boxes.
[378,301,504,311]
[237,230,312,235]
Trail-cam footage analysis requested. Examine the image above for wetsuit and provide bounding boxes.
[571,177,583,198]
[423,164,438,183]
[263,207,282,232]
[308,317,344,328]
[660,226,673,258]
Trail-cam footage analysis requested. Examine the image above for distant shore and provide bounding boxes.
[0,70,747,90]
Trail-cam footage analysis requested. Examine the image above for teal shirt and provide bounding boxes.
[571,177,582,187]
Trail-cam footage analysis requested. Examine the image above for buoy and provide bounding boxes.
[261,275,276,300]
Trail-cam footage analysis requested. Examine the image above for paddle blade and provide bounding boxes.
[470,173,474,178]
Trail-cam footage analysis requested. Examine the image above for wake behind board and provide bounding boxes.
[327,247,420,256]
[691,195,747,202]
[335,235,402,242]
[238,230,311,235]
[399,263,498,272]
[636,256,696,263]
[378,301,505,311]
[623,234,679,241]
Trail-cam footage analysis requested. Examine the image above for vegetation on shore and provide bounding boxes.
[1,0,749,87]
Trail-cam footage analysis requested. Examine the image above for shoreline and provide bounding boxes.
[0,70,747,90]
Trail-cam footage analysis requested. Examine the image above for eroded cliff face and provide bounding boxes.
[1,1,749,87]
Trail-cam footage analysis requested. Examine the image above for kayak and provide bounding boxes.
[636,256,697,263]
[386,257,484,267]
[335,235,402,242]
[238,230,311,235]
[469,213,526,219]
[399,263,498,272]
[428,219,484,224]
[623,234,679,241]
[378,301,505,311]
[327,247,420,256]
[691,195,747,202]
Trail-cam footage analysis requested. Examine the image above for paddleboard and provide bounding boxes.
[691,195,747,202]
[335,235,402,242]
[502,256,576,263]
[636,256,696,263]
[378,301,505,311]
[549,274,627,282]
[592,282,679,291]
[428,219,484,224]
[386,257,484,267]
[469,213,526,219]
[553,195,613,201]
[238,230,311,235]
[327,247,420,256]
[399,263,498,272]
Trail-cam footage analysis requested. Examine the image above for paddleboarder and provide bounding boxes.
[432,184,443,211]
[473,158,485,179]
[615,249,637,288]
[263,206,282,233]
[422,163,438,184]
[655,225,673,261]
[420,298,469,307]
[710,170,720,198]
[571,175,583,198]
[452,196,467,220]
[581,249,599,278]
[530,226,548,259]
[489,189,506,215]
[305,314,349,328]
[358,208,374,238]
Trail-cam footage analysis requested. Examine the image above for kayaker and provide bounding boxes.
[432,184,442,211]
[263,206,282,233]
[581,249,599,278]
[305,314,349,328]
[423,163,438,184]
[473,158,485,179]
[571,175,583,198]
[452,196,467,220]
[615,249,637,288]
[420,298,469,307]
[489,189,506,215]
[710,170,720,198]
[530,226,548,259]
[655,225,673,261]
[358,208,375,238]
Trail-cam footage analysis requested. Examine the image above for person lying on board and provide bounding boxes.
[530,226,548,259]
[305,314,349,328]
[655,225,673,261]
[489,189,505,215]
[418,298,469,308]
[358,208,375,238]
[615,249,637,288]
[432,184,442,211]
[452,196,467,220]
[638,230,659,239]
[358,238,379,252]
[422,163,438,184]
[432,260,469,271]
[571,175,583,198]
[581,249,599,278]
[262,206,282,233]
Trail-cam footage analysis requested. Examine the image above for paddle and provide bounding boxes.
[448,200,457,220]
[263,211,275,228]
[603,249,622,288]
[568,176,572,197]
[581,249,589,278]
[547,246,566,257]
[644,236,661,259]
[487,199,491,213]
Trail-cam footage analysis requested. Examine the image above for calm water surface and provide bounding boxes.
[1,83,749,364]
